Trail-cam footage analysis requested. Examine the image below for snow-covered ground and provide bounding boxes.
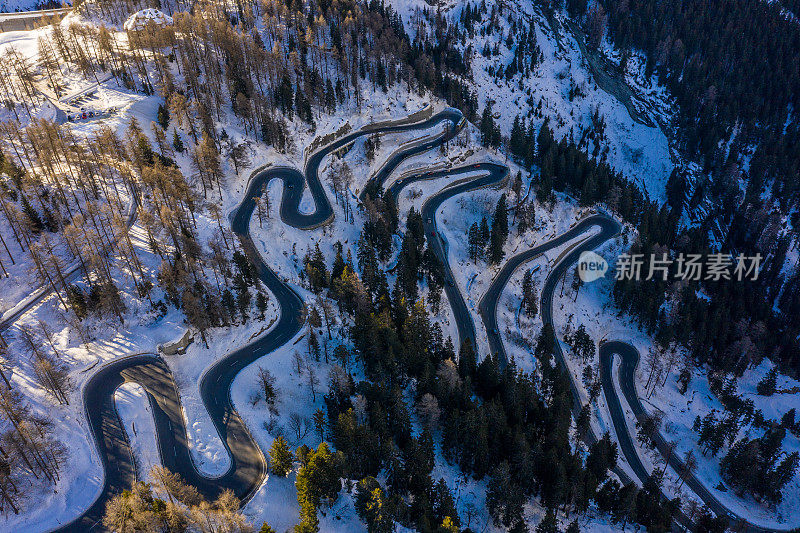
[645,357,800,527]
[389,0,674,202]
[115,382,161,480]
[1,2,797,532]
[545,228,800,528]
[0,0,49,13]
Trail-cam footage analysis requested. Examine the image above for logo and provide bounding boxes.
[577,251,608,282]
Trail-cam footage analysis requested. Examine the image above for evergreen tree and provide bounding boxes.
[567,0,588,18]
[331,242,346,283]
[172,130,184,153]
[157,103,170,129]
[510,115,527,160]
[488,223,505,264]
[256,292,269,320]
[458,341,477,380]
[522,269,538,317]
[355,477,394,533]
[467,222,481,262]
[635,469,680,532]
[493,194,508,242]
[269,436,294,477]
[20,195,44,233]
[720,427,799,504]
[295,442,344,533]
[486,462,526,530]
[536,507,558,533]
[757,367,778,396]
[304,244,329,293]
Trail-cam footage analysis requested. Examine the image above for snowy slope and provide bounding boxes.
[388,0,674,202]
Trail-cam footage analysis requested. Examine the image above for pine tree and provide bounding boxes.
[493,194,508,242]
[331,242,346,283]
[486,462,526,530]
[269,436,293,477]
[522,269,538,317]
[256,292,269,320]
[481,105,496,147]
[488,223,505,264]
[479,216,490,258]
[757,367,778,396]
[510,115,526,160]
[458,341,477,379]
[512,171,523,204]
[295,442,343,533]
[467,222,481,262]
[355,477,394,533]
[313,409,326,442]
[537,120,553,162]
[536,507,558,533]
[567,0,588,18]
[20,195,43,233]
[157,103,170,129]
[237,286,251,322]
[304,244,329,293]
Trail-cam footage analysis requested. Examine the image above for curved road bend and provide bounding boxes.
[384,163,509,351]
[56,108,465,532]
[600,341,797,532]
[540,228,792,531]
[537,215,622,431]
[495,214,787,532]
[483,217,697,530]
[479,215,618,367]
[353,108,464,203]
[535,219,697,530]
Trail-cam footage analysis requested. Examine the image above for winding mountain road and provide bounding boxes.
[383,161,779,530]
[54,108,463,531]
[11,103,783,532]
[480,212,793,532]
[386,163,509,350]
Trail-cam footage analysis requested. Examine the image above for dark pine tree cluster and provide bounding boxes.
[295,209,682,531]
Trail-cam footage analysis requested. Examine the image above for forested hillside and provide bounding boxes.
[0,0,798,530]
[410,0,800,377]
[581,0,800,375]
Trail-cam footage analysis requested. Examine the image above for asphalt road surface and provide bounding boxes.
[387,163,509,351]
[34,104,790,531]
[54,108,464,532]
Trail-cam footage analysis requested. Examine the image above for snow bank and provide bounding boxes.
[115,382,161,481]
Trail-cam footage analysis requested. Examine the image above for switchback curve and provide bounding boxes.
[599,341,798,532]
[483,210,792,532]
[55,107,463,532]
[385,162,509,350]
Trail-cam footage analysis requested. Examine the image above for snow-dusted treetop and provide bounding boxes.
[122,8,172,31]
